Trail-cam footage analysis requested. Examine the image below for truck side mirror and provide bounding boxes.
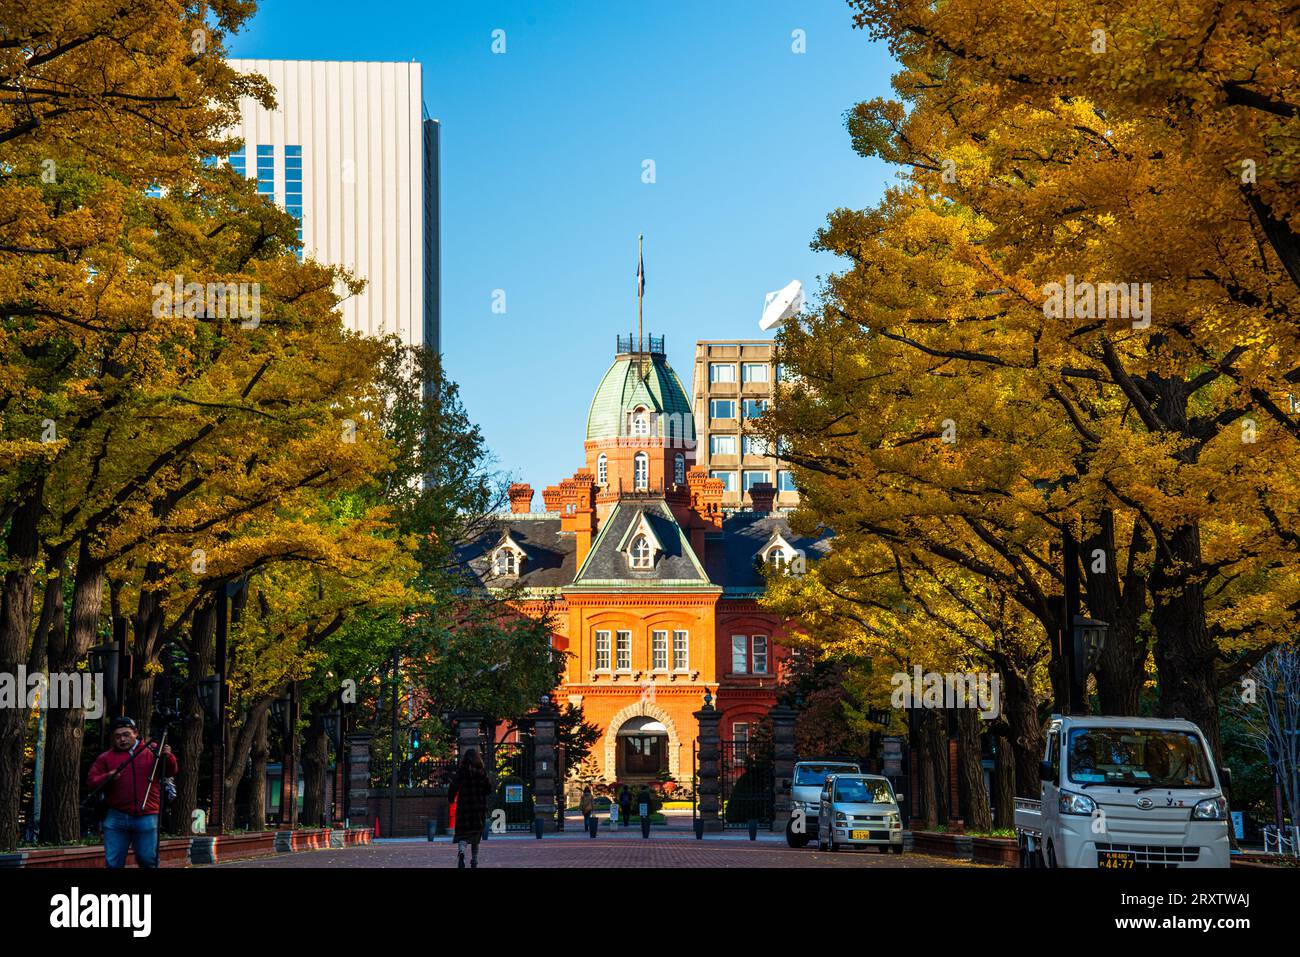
[1218,766,1232,788]
[1039,760,1054,783]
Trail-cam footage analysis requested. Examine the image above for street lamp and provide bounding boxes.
[196,676,221,728]
[87,643,120,714]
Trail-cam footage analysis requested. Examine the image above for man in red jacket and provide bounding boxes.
[86,716,177,868]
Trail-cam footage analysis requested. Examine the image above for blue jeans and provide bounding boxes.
[103,809,160,868]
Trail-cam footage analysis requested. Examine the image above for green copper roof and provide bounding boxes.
[585,352,696,442]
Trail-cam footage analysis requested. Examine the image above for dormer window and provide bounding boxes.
[491,533,527,577]
[631,407,650,436]
[760,530,801,572]
[619,510,663,571]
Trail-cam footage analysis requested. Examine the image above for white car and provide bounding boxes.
[816,773,905,854]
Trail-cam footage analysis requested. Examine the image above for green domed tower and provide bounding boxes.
[584,334,697,506]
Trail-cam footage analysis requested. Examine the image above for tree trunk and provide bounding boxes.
[249,707,269,832]
[300,710,329,828]
[0,487,41,850]
[924,707,948,826]
[1150,523,1222,763]
[956,707,992,832]
[40,543,105,843]
[125,569,166,739]
[917,713,939,830]
[996,660,1045,797]
[225,698,270,826]
[993,732,1016,829]
[174,599,216,832]
[1085,511,1149,716]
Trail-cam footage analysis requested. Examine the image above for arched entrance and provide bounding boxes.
[604,701,682,783]
[618,716,668,778]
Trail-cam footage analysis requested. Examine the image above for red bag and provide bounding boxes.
[449,797,457,831]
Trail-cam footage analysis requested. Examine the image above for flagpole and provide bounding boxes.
[637,233,644,381]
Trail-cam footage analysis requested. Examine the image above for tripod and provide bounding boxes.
[140,723,173,864]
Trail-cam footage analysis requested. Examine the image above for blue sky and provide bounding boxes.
[228,1,896,494]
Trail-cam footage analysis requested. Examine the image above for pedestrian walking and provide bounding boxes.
[618,785,632,827]
[447,748,493,868]
[580,785,594,831]
[85,716,178,868]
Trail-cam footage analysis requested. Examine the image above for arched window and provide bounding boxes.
[630,535,652,569]
[632,407,649,436]
[634,452,649,490]
[597,453,608,486]
[494,550,517,575]
[674,453,686,486]
[768,549,786,570]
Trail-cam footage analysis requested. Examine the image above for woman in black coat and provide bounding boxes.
[448,748,493,868]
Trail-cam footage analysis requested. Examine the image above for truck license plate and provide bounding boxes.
[1098,850,1135,869]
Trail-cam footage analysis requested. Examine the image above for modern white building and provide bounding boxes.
[225,59,440,353]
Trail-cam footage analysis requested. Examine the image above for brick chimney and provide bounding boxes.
[541,484,563,513]
[508,483,534,514]
[748,482,776,515]
[685,468,725,561]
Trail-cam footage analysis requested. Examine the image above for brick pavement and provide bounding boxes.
[216,832,979,868]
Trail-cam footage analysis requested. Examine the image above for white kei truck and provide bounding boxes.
[1015,715,1231,869]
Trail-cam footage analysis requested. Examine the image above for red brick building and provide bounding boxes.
[459,336,828,788]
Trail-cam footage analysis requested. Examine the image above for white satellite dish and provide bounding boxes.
[759,279,804,331]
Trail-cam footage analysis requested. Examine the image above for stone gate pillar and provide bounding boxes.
[769,704,797,832]
[345,730,372,829]
[531,699,560,833]
[694,693,723,833]
[455,713,486,763]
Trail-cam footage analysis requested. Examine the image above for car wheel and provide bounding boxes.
[891,845,904,855]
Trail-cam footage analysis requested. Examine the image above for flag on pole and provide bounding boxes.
[637,247,645,298]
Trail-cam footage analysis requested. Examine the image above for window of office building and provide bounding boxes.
[710,470,736,492]
[743,470,769,492]
[778,470,797,492]
[742,398,769,420]
[742,363,769,383]
[710,434,736,456]
[710,398,736,420]
[285,145,303,255]
[229,146,246,177]
[709,363,736,383]
[255,145,275,197]
[742,434,770,457]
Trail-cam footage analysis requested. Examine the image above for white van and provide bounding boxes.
[1015,715,1231,868]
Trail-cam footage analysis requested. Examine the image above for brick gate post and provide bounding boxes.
[345,730,372,829]
[769,704,797,832]
[530,698,560,833]
[694,692,723,833]
[455,713,486,763]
